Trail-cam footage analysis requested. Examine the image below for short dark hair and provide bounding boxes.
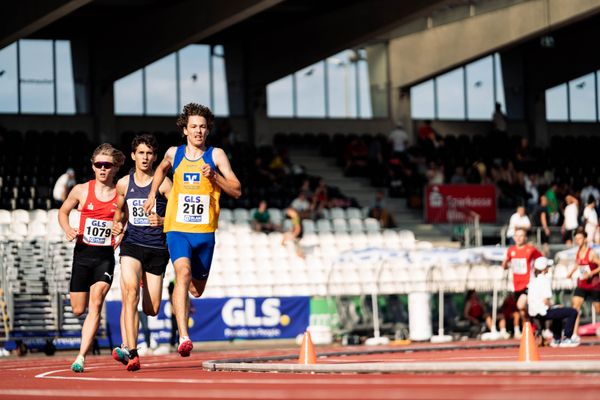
[131,133,158,153]
[575,226,587,237]
[176,102,215,133]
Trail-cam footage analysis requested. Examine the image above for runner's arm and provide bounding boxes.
[143,147,175,214]
[206,148,241,199]
[148,177,173,227]
[112,177,128,236]
[58,183,84,241]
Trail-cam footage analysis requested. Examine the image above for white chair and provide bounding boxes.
[28,223,48,238]
[11,209,30,224]
[233,208,250,224]
[219,208,233,223]
[301,219,315,235]
[345,207,362,220]
[47,209,60,224]
[364,218,380,233]
[332,218,348,234]
[398,230,416,249]
[268,208,283,226]
[330,207,345,220]
[68,210,80,228]
[348,218,364,234]
[0,210,12,224]
[316,219,333,234]
[10,222,28,237]
[29,209,48,224]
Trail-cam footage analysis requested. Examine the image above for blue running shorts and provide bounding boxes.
[166,231,215,280]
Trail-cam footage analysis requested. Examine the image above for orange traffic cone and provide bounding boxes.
[518,321,540,362]
[298,331,317,364]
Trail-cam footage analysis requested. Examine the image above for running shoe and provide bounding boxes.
[126,356,141,371]
[559,338,580,348]
[549,339,561,348]
[177,337,193,357]
[112,345,130,365]
[71,355,85,373]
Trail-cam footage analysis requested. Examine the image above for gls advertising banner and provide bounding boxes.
[105,296,310,344]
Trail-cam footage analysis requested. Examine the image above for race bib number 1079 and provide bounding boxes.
[83,218,113,246]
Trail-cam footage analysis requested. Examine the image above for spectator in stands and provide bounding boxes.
[580,178,600,206]
[545,183,561,226]
[290,191,312,220]
[561,194,579,245]
[506,205,531,244]
[463,290,493,335]
[58,143,125,372]
[533,195,551,255]
[492,102,507,134]
[583,196,599,244]
[368,190,396,229]
[312,178,330,219]
[497,293,518,339]
[530,257,579,347]
[502,227,542,339]
[388,120,409,156]
[449,166,467,184]
[343,137,369,176]
[281,207,303,258]
[425,162,444,185]
[251,200,277,233]
[52,168,76,206]
[524,173,539,212]
[567,227,600,338]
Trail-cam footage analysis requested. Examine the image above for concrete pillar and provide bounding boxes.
[70,38,90,114]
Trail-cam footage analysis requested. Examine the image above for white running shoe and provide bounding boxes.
[559,337,580,348]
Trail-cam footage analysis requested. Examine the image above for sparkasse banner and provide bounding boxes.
[425,184,496,223]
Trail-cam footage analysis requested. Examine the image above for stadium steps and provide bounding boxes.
[289,149,454,244]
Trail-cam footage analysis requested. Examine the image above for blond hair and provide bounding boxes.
[91,143,125,168]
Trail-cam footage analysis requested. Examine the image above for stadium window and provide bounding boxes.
[178,44,210,113]
[545,83,568,122]
[19,39,54,114]
[466,56,494,120]
[266,75,294,117]
[436,67,465,120]
[55,40,76,114]
[145,54,177,115]
[0,43,18,113]
[327,50,358,118]
[568,73,596,122]
[114,70,144,115]
[212,45,229,116]
[296,61,326,118]
[493,53,506,109]
[410,80,435,120]
[357,52,373,119]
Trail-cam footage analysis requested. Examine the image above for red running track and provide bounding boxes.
[1,343,600,400]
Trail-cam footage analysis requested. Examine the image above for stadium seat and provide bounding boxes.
[219,208,233,222]
[233,208,250,224]
[330,207,345,220]
[11,209,30,224]
[348,218,364,234]
[316,219,333,234]
[268,208,283,226]
[301,219,316,235]
[332,218,348,233]
[364,218,380,233]
[345,207,362,220]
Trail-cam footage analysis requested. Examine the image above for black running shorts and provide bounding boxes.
[119,242,170,276]
[70,244,115,292]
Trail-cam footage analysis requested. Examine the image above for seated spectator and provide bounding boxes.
[281,207,303,258]
[497,293,519,339]
[449,166,467,184]
[506,205,531,244]
[52,168,76,206]
[528,257,579,347]
[290,191,312,220]
[251,200,277,233]
[464,290,493,335]
[368,190,396,228]
[561,194,579,245]
[312,178,330,219]
[583,196,599,244]
[425,162,444,185]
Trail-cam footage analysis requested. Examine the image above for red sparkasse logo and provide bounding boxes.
[425,184,496,223]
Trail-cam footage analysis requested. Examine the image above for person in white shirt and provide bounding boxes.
[580,180,600,206]
[583,196,599,244]
[388,121,409,155]
[52,168,76,206]
[528,257,579,347]
[506,206,531,243]
[562,195,579,245]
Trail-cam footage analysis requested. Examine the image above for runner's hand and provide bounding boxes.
[201,164,215,179]
[113,233,123,249]
[143,194,155,214]
[65,227,78,242]
[148,212,163,227]
[112,221,123,236]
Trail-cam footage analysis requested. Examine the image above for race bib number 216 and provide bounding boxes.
[176,194,210,224]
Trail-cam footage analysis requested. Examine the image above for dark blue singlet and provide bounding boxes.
[122,171,167,249]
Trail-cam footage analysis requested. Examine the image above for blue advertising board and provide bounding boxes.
[105,296,310,345]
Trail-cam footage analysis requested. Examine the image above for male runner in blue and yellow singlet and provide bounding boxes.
[143,103,241,357]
